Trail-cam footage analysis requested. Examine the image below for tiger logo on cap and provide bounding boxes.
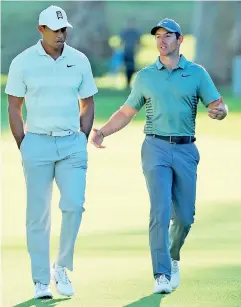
[56,11,63,20]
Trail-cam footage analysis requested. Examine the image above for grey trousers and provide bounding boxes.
[20,132,87,284]
[141,136,200,280]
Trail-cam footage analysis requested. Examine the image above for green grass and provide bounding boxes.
[2,115,241,306]
[2,201,241,307]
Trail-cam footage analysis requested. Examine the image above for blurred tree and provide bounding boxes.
[67,1,112,76]
[230,1,241,56]
[230,2,241,96]
[1,1,111,76]
[193,2,237,86]
[2,2,195,75]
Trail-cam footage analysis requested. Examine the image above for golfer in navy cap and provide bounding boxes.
[92,18,227,294]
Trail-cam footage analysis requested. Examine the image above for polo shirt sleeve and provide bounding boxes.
[78,56,98,99]
[5,57,27,97]
[124,72,145,111]
[198,68,221,106]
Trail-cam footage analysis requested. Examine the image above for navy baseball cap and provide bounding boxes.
[151,18,182,35]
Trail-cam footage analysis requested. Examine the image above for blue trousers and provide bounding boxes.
[20,132,87,284]
[141,136,200,280]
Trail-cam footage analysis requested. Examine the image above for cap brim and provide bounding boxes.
[47,21,73,31]
[151,26,176,35]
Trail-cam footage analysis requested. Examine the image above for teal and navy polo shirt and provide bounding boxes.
[125,55,220,136]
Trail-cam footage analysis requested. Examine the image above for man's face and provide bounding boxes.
[38,26,67,50]
[155,28,182,56]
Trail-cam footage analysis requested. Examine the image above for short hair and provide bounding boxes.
[175,32,181,40]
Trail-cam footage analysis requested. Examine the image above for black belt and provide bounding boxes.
[146,134,196,144]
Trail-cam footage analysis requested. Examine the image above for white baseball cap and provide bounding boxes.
[39,5,73,31]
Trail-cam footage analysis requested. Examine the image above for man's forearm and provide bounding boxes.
[80,99,95,139]
[100,110,133,137]
[8,104,25,148]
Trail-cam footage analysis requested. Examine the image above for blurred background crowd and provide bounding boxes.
[1,1,241,93]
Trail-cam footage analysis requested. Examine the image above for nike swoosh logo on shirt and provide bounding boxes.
[67,64,75,68]
[181,74,191,77]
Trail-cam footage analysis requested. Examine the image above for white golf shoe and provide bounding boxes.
[153,274,172,294]
[170,260,180,290]
[51,263,74,297]
[34,282,53,299]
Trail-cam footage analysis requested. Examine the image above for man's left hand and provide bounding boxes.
[208,105,227,120]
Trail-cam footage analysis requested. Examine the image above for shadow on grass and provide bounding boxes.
[13,298,71,307]
[123,294,165,307]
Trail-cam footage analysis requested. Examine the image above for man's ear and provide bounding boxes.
[38,25,45,34]
[179,35,184,44]
[178,35,184,47]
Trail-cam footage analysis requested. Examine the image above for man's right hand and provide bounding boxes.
[7,95,25,151]
[17,135,25,150]
[91,105,137,149]
[91,128,106,148]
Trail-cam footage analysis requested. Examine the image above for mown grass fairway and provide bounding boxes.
[2,110,241,306]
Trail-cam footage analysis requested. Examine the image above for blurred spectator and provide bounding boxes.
[110,46,124,73]
[120,19,141,88]
[109,45,124,87]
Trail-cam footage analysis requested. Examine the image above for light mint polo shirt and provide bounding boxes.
[125,55,221,136]
[5,40,98,134]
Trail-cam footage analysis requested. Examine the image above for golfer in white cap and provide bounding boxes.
[5,5,98,299]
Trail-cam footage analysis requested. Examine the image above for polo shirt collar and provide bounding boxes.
[155,57,164,70]
[177,55,187,69]
[61,43,69,58]
[155,54,187,70]
[35,40,68,58]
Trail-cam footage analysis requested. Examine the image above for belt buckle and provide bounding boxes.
[169,136,176,144]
